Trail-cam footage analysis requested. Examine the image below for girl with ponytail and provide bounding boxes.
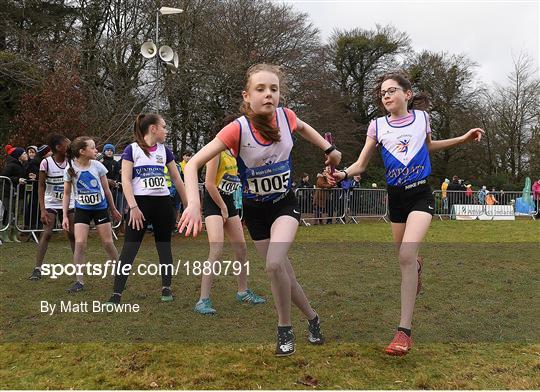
[107,113,187,304]
[62,137,121,293]
[178,63,342,356]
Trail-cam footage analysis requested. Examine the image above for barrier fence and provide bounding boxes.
[432,190,538,220]
[1,174,538,245]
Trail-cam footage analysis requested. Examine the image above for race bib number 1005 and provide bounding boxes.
[247,171,290,195]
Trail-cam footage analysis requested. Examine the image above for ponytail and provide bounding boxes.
[134,113,161,157]
[240,102,281,143]
[408,92,431,111]
[67,136,92,179]
[66,146,76,179]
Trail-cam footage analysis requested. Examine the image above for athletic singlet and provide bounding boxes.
[214,150,241,195]
[40,156,75,209]
[124,142,172,196]
[374,110,432,187]
[64,160,108,210]
[235,107,294,202]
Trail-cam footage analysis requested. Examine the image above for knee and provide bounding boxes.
[265,260,284,276]
[398,250,416,267]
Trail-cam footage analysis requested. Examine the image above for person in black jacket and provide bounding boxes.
[101,143,123,221]
[24,146,40,229]
[1,145,28,242]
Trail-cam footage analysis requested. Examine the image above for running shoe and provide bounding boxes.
[236,289,266,304]
[307,314,324,344]
[66,281,84,293]
[194,298,217,315]
[275,327,295,356]
[385,331,413,356]
[161,287,174,302]
[29,268,41,281]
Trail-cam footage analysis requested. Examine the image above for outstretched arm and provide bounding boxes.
[426,128,484,153]
[333,136,377,182]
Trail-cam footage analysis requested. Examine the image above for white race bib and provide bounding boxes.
[218,174,241,195]
[141,176,166,190]
[78,193,101,206]
[247,170,290,195]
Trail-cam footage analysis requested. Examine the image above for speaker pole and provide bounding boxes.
[155,10,160,113]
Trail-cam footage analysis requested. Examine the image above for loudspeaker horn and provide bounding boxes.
[140,40,157,58]
[159,45,174,62]
[173,51,179,68]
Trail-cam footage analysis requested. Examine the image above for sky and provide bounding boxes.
[277,0,539,85]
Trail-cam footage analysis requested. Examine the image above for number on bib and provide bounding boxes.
[219,177,241,195]
[247,171,290,195]
[78,193,101,206]
[53,191,64,200]
[141,176,166,190]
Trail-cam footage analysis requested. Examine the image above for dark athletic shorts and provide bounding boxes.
[242,191,301,241]
[387,180,435,223]
[74,208,110,226]
[203,191,238,219]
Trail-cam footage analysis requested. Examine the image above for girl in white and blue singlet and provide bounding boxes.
[179,64,342,357]
[29,135,75,281]
[333,71,484,356]
[107,113,187,305]
[62,137,122,293]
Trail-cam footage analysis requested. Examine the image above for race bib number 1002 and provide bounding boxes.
[141,176,166,190]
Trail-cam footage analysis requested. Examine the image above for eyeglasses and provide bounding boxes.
[379,87,403,98]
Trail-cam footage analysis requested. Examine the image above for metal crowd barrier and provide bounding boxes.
[295,187,364,225]
[432,190,538,219]
[0,176,14,233]
[346,188,389,223]
[13,181,63,243]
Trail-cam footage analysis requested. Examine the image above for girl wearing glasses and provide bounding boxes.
[332,71,484,356]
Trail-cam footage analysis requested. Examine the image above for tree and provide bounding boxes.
[328,25,411,125]
[406,51,481,181]
[11,57,86,146]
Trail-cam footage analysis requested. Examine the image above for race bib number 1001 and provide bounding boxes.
[78,193,101,206]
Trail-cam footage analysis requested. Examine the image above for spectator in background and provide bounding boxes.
[101,143,123,227]
[179,150,193,181]
[313,169,333,225]
[477,185,487,205]
[465,184,473,204]
[447,175,463,211]
[299,173,311,188]
[532,179,540,218]
[26,146,40,179]
[297,173,312,214]
[37,145,52,160]
[101,144,120,187]
[24,146,40,230]
[485,190,498,205]
[441,178,449,210]
[1,145,28,242]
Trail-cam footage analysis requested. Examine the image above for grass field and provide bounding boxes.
[1,221,539,389]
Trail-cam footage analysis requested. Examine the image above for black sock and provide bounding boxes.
[309,314,319,324]
[278,325,292,333]
[397,327,411,337]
